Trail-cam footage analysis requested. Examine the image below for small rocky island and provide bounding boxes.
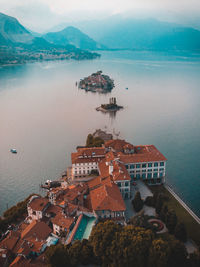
[96,97,123,113]
[78,71,114,93]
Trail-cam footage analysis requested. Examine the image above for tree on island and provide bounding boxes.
[86,134,104,147]
[132,191,144,212]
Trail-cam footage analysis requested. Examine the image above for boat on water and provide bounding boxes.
[10,149,17,154]
[125,87,128,90]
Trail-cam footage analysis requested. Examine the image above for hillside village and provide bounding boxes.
[0,134,168,266]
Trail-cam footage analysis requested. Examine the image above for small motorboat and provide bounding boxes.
[10,149,17,154]
[125,87,128,90]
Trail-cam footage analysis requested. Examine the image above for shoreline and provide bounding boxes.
[164,183,200,224]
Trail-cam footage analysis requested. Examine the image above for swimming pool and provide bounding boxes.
[73,215,96,241]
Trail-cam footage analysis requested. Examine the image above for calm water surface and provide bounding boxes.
[0,51,200,216]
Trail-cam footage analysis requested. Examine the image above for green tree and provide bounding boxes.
[155,193,164,215]
[144,196,154,207]
[45,244,71,267]
[86,134,93,147]
[148,239,171,267]
[160,204,168,222]
[68,239,95,266]
[132,191,144,212]
[89,220,121,265]
[174,222,187,243]
[165,210,177,234]
[109,225,154,267]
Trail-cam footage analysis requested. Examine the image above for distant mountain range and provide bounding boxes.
[1,12,200,55]
[0,12,103,51]
[42,26,105,50]
[71,17,200,51]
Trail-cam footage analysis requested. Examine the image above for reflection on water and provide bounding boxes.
[0,51,200,217]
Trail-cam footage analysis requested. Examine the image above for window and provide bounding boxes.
[148,169,152,172]
[142,169,146,173]
[130,174,134,179]
[142,163,146,168]
[125,188,129,192]
[136,173,140,179]
[136,170,140,173]
[159,168,164,171]
[125,182,129,187]
[142,173,146,179]
[147,173,152,179]
[160,162,164,166]
[118,182,121,187]
[153,172,158,178]
[154,162,158,167]
[160,172,163,177]
[125,165,129,169]
[136,164,140,168]
[148,163,152,167]
[130,164,135,169]
[154,169,158,172]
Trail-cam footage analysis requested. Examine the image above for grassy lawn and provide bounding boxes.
[148,184,200,247]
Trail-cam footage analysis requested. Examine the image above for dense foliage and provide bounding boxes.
[86,134,104,147]
[132,191,144,212]
[0,194,36,234]
[45,220,200,267]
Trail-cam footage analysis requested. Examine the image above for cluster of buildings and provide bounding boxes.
[0,137,166,266]
[79,71,114,91]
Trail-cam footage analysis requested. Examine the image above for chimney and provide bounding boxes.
[109,161,113,176]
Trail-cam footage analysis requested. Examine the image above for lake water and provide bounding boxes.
[0,51,200,217]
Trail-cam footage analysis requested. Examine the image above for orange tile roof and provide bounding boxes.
[71,147,105,164]
[104,139,132,152]
[112,161,131,181]
[98,157,131,182]
[0,231,20,251]
[21,220,52,240]
[51,212,74,230]
[118,145,167,163]
[90,182,126,212]
[28,197,49,211]
[87,175,111,190]
[9,255,27,267]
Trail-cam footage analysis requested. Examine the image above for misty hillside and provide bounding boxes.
[43,26,106,50]
[75,17,200,51]
[0,12,33,44]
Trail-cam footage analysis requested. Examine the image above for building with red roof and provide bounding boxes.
[90,181,126,219]
[71,147,105,180]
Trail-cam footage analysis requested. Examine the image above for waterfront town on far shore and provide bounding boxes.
[0,129,199,266]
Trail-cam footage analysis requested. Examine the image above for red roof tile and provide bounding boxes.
[28,197,49,212]
[118,145,167,163]
[21,221,51,241]
[90,182,126,212]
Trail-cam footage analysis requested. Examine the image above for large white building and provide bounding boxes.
[71,139,167,199]
[71,147,105,179]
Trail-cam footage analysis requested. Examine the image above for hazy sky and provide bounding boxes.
[1,0,200,32]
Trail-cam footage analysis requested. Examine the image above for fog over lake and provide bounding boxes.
[0,51,200,216]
